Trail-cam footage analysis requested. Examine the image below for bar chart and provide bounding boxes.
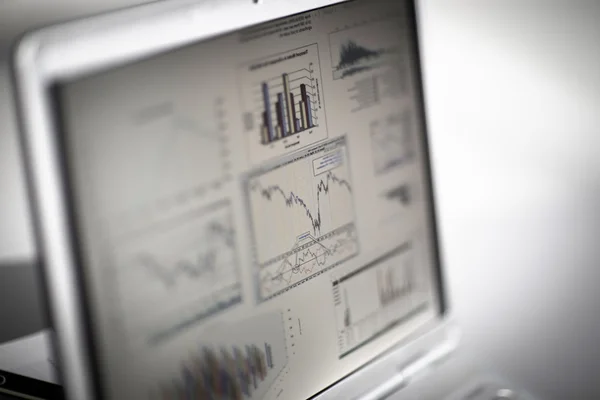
[259,73,317,144]
[240,44,328,164]
[152,312,287,400]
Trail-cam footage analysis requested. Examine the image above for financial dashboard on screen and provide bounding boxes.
[56,0,442,398]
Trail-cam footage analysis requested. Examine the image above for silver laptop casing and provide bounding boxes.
[12,0,456,398]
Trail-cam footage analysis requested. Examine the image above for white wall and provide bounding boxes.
[419,1,600,398]
[0,64,36,262]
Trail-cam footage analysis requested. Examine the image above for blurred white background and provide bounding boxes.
[419,1,600,398]
[1,0,600,398]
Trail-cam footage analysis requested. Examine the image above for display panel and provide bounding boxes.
[56,0,442,398]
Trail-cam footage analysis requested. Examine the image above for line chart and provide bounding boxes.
[249,170,352,236]
[134,219,234,289]
[113,200,242,345]
[260,225,358,299]
[245,137,359,301]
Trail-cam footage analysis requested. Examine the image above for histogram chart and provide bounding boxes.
[329,17,404,80]
[245,137,359,301]
[332,243,429,357]
[240,44,328,164]
[152,312,287,400]
[370,111,415,175]
[113,201,241,345]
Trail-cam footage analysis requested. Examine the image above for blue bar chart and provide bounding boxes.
[260,76,316,144]
[240,44,328,164]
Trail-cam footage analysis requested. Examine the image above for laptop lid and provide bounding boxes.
[13,0,448,398]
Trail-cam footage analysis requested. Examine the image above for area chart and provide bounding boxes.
[370,111,414,175]
[329,17,404,80]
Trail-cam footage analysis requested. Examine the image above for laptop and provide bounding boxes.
[12,0,465,398]
[0,331,64,399]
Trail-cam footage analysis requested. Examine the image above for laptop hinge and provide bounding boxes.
[354,336,458,400]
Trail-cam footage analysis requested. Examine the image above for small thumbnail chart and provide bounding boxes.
[370,111,415,175]
[376,181,418,242]
[332,243,428,357]
[382,183,412,207]
[240,44,328,164]
[113,200,241,345]
[329,17,404,80]
[245,136,359,301]
[152,312,287,400]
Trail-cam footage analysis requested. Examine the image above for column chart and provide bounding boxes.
[240,44,328,164]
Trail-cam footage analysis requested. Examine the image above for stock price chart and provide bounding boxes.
[245,137,359,301]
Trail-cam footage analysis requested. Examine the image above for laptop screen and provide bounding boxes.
[53,0,443,398]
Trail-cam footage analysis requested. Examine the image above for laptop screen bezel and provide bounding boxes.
[12,0,448,398]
